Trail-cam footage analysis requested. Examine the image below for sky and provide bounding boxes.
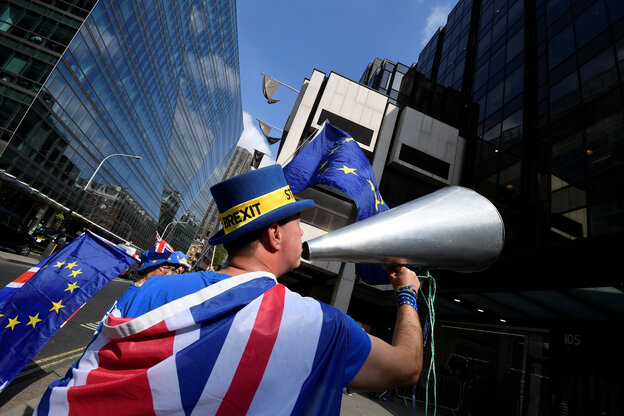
[234,0,456,166]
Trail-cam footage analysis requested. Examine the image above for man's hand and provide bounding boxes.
[385,265,420,293]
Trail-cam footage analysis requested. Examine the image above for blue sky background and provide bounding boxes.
[235,0,457,165]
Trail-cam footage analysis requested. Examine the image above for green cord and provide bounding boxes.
[423,271,436,416]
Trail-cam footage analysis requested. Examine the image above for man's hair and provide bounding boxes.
[222,214,300,258]
[223,228,262,258]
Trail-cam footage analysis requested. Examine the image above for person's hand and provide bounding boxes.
[384,263,420,293]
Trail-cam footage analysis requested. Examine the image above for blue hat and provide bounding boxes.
[137,248,190,272]
[209,165,314,245]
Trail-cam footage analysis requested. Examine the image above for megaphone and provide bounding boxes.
[302,186,504,272]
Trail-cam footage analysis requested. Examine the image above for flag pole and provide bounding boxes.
[257,119,283,132]
[282,120,328,166]
[261,73,300,93]
[210,246,216,270]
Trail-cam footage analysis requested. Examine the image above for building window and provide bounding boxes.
[606,0,624,21]
[550,70,579,116]
[317,109,375,146]
[547,0,571,24]
[501,109,522,148]
[548,24,575,69]
[486,81,504,117]
[504,64,523,103]
[579,47,617,99]
[586,112,624,176]
[296,186,356,232]
[574,0,608,48]
[398,143,450,179]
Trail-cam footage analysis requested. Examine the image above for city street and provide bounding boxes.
[0,255,131,414]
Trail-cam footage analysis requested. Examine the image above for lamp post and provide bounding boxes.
[84,153,142,191]
[162,220,189,240]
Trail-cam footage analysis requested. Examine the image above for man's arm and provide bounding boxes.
[347,266,423,391]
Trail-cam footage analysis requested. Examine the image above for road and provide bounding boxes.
[0,255,131,413]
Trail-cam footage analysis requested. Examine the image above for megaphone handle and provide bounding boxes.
[390,264,429,278]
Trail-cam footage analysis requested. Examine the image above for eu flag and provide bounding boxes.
[283,123,391,284]
[0,230,136,392]
[283,123,388,221]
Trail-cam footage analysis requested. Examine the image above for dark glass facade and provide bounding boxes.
[409,0,624,414]
[359,58,410,104]
[436,0,477,92]
[412,0,623,261]
[0,0,242,250]
[416,26,443,81]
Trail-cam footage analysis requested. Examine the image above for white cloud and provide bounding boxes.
[237,111,276,168]
[422,4,452,46]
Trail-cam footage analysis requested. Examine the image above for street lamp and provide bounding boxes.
[162,220,190,240]
[83,153,142,191]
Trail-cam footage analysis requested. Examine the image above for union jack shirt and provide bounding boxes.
[35,271,371,415]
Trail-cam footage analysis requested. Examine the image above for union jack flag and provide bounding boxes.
[155,232,174,253]
[36,272,356,415]
[0,262,44,307]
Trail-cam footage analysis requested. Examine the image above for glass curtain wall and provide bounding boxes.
[0,0,242,250]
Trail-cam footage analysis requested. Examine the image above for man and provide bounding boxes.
[112,248,190,316]
[36,165,422,415]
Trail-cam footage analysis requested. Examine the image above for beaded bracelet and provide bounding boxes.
[395,284,418,295]
[395,290,418,312]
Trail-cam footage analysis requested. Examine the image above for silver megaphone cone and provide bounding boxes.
[302,186,504,272]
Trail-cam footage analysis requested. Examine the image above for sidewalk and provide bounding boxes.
[0,251,39,267]
[0,389,428,415]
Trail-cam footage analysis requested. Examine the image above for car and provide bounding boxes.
[31,227,74,252]
[31,227,59,250]
[0,208,35,256]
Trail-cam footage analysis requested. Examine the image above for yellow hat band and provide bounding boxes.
[219,185,295,235]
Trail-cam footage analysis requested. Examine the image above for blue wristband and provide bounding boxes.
[395,290,418,311]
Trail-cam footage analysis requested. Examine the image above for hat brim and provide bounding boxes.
[137,258,170,272]
[137,250,189,272]
[209,199,314,246]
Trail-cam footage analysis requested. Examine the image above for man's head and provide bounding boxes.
[209,165,313,273]
[137,249,190,277]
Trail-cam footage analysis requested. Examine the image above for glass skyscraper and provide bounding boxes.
[0,0,242,250]
[415,0,623,254]
[409,0,623,414]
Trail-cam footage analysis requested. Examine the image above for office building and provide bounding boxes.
[274,0,623,410]
[0,0,242,250]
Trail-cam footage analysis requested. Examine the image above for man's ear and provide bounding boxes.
[261,223,281,253]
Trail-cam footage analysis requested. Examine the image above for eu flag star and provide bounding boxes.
[317,160,330,176]
[64,261,78,269]
[342,137,355,143]
[50,300,65,314]
[53,261,66,268]
[27,313,42,328]
[367,179,382,211]
[65,282,79,293]
[6,316,20,330]
[69,269,83,278]
[337,165,358,175]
